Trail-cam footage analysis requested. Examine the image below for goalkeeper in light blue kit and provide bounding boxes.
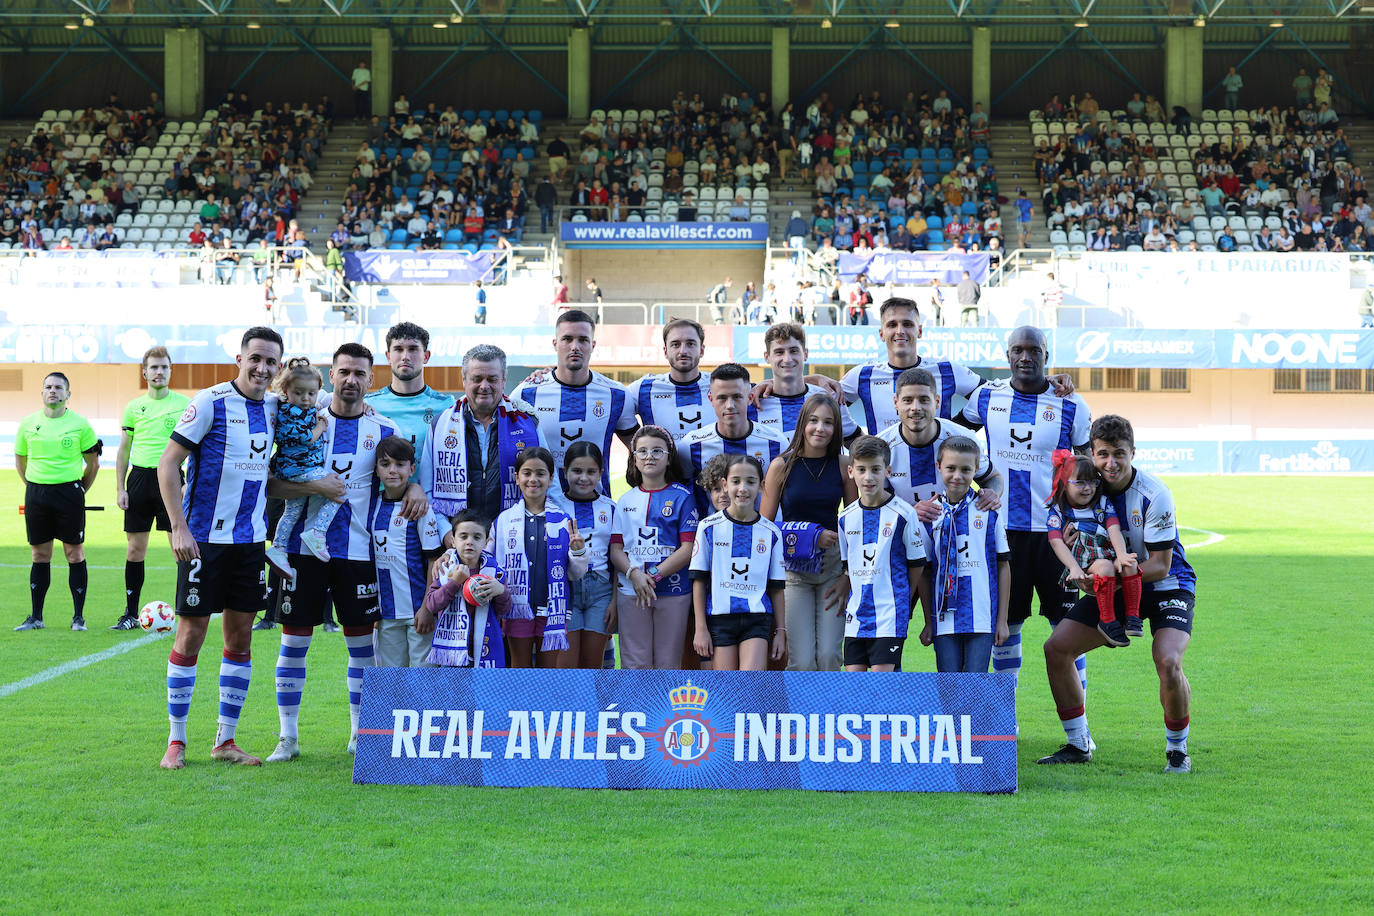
[364,322,453,473]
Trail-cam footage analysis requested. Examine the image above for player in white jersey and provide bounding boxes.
[689,455,787,671]
[157,326,287,769]
[517,309,637,495]
[840,297,983,435]
[836,436,927,672]
[879,367,1002,507]
[677,363,788,516]
[1041,415,1197,773]
[753,323,859,444]
[266,343,428,763]
[915,436,1010,673]
[626,317,717,439]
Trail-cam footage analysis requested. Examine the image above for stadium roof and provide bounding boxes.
[8,0,1374,26]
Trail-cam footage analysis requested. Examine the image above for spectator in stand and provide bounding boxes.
[1293,68,1314,106]
[1222,67,1244,111]
[547,134,571,184]
[352,61,372,117]
[420,221,442,250]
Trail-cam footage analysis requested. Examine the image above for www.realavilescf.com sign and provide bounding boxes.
[352,669,1017,793]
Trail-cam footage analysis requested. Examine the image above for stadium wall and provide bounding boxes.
[560,248,765,304]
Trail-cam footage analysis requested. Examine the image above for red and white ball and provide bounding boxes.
[139,600,176,634]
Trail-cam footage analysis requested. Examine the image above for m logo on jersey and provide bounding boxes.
[863,547,876,564]
[373,533,388,550]
[331,458,354,476]
[730,562,750,579]
[249,436,269,457]
[561,426,583,445]
[1009,426,1034,449]
[678,410,702,427]
[637,526,660,544]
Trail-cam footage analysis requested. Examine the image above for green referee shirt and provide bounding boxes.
[121,390,191,469]
[15,408,98,485]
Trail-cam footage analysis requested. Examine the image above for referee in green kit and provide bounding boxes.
[14,372,101,631]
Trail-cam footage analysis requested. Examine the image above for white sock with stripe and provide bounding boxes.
[344,633,376,737]
[275,632,312,740]
[215,650,252,748]
[166,650,197,746]
[992,621,1023,690]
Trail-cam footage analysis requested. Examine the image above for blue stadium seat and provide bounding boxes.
[445,228,464,242]
[477,109,493,121]
[928,241,946,251]
[387,242,406,250]
[432,147,450,161]
[973,147,990,161]
[462,242,479,253]
[528,110,543,122]
[494,109,509,122]
[519,146,535,159]
[461,110,476,122]
[961,202,978,216]
[511,109,526,121]
[442,243,460,250]
[937,159,954,172]
[903,147,920,160]
[501,147,517,160]
[938,147,953,159]
[920,148,936,161]
[408,173,424,186]
[390,228,408,242]
[927,216,943,230]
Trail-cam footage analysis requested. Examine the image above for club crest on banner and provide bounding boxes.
[659,681,716,767]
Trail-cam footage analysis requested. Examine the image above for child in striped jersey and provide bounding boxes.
[690,455,787,671]
[1045,450,1141,648]
[557,442,618,669]
[371,437,445,667]
[264,358,338,580]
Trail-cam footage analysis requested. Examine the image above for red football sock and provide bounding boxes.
[1093,574,1118,624]
[1122,572,1143,619]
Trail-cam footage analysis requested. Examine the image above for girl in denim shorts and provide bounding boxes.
[558,442,618,669]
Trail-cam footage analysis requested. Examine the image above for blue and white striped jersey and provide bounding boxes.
[877,419,992,505]
[676,422,788,514]
[627,372,716,439]
[919,503,1009,636]
[961,379,1091,533]
[171,381,277,545]
[283,410,398,562]
[842,358,982,434]
[753,384,859,442]
[1046,496,1119,546]
[1106,469,1196,595]
[689,511,786,616]
[555,493,617,575]
[610,483,698,598]
[518,371,636,493]
[372,499,444,619]
[839,496,926,639]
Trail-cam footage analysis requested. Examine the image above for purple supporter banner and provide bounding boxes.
[838,251,991,284]
[343,250,496,284]
[353,668,1018,792]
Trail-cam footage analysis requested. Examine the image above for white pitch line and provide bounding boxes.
[1179,526,1226,549]
[0,630,167,699]
[0,563,175,571]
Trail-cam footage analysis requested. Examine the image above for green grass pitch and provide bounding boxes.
[1,473,1371,912]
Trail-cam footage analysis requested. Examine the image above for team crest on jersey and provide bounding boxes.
[423,409,435,423]
[662,500,674,517]
[185,588,200,608]
[882,523,893,538]
[973,516,984,529]
[515,440,526,449]
[598,511,609,525]
[393,516,405,527]
[1042,408,1056,421]
[444,434,459,449]
[1132,510,1143,529]
[658,681,716,767]
[592,400,606,418]
[362,435,375,451]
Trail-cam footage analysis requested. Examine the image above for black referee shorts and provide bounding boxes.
[124,465,174,534]
[1006,529,1078,625]
[25,481,86,546]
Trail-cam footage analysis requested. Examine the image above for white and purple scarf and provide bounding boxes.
[426,549,506,668]
[428,396,541,519]
[493,502,573,652]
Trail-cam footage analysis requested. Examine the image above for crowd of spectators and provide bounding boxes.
[0,91,330,257]
[1030,69,1370,253]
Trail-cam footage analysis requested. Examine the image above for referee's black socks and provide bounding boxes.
[125,561,146,617]
[69,561,88,618]
[30,562,51,620]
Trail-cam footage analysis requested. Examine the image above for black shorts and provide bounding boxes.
[1064,587,1195,636]
[706,613,772,648]
[176,542,269,616]
[278,555,380,629]
[123,465,174,534]
[1007,529,1078,625]
[844,636,905,668]
[25,481,86,545]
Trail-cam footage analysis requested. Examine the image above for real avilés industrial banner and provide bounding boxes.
[352,669,1018,792]
[343,250,497,284]
[837,251,991,284]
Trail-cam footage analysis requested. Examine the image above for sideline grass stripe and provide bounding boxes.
[0,630,167,699]
[1179,526,1226,549]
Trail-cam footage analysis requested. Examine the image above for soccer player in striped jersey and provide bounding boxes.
[836,436,927,672]
[267,342,427,763]
[915,436,1010,673]
[879,367,1003,507]
[690,455,787,671]
[517,309,637,495]
[157,326,287,769]
[626,318,717,439]
[370,436,445,668]
[840,297,982,434]
[753,323,858,444]
[677,363,788,516]
[959,326,1092,704]
[1042,415,1197,773]
[113,346,190,630]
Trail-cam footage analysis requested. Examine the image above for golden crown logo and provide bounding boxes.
[668,681,709,714]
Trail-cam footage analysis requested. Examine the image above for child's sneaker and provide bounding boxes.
[1124,615,1144,638]
[265,545,295,582]
[298,529,330,562]
[1097,618,1130,648]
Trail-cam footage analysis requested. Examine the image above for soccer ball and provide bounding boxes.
[139,601,176,634]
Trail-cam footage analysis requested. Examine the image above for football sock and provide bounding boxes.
[30,562,50,620]
[215,650,252,747]
[1122,572,1143,620]
[1165,715,1190,753]
[167,650,198,745]
[275,629,313,740]
[124,561,145,616]
[69,561,88,618]
[1092,574,1118,624]
[344,630,375,736]
[991,621,1022,690]
[1075,653,1088,692]
[1058,704,1089,751]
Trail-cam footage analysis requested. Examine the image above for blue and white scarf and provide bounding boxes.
[935,491,977,621]
[429,396,541,519]
[779,521,826,574]
[426,549,506,668]
[493,502,573,652]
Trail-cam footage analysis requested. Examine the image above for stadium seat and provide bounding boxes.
[1049,229,1069,245]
